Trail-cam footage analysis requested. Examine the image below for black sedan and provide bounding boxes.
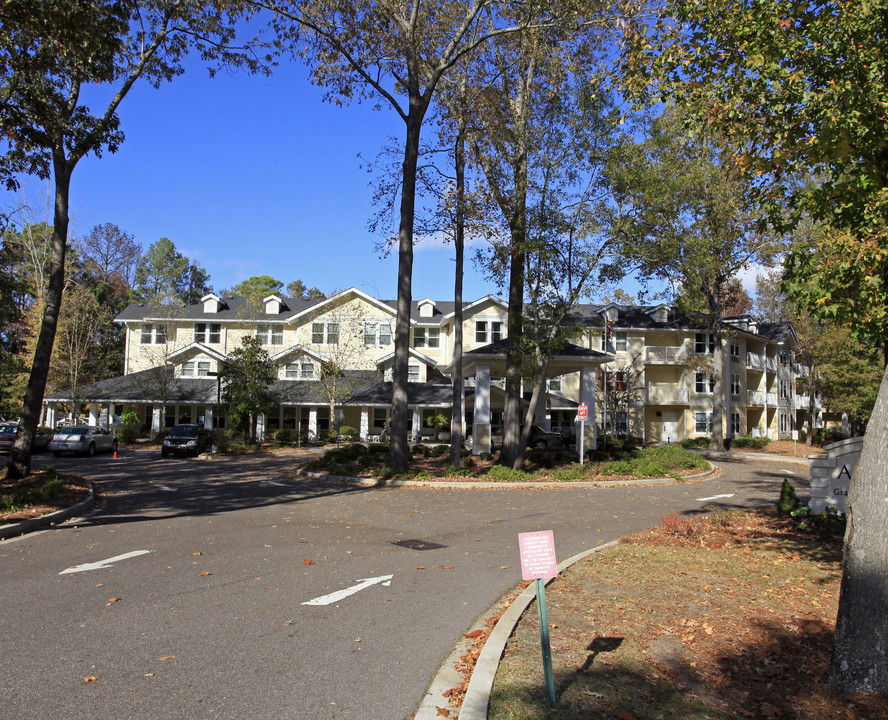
[161,424,207,458]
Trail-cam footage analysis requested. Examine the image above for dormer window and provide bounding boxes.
[605,306,619,323]
[418,299,435,318]
[194,323,221,344]
[285,360,315,380]
[263,295,286,314]
[181,360,211,377]
[256,324,284,346]
[201,293,225,313]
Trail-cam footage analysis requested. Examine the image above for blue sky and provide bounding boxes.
[13,58,504,303]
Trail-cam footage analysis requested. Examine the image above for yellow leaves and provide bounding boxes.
[83,676,99,683]
[198,571,211,577]
[159,656,176,661]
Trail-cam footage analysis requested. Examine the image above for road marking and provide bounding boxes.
[696,493,736,502]
[784,470,797,475]
[156,485,177,492]
[60,550,151,575]
[302,574,394,606]
[263,480,286,486]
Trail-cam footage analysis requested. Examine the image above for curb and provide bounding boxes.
[0,480,95,541]
[296,464,717,490]
[693,449,813,466]
[415,540,620,720]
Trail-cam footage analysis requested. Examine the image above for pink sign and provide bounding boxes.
[519,530,558,580]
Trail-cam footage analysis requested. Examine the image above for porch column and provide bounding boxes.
[308,408,318,439]
[472,365,491,455]
[151,408,162,433]
[45,403,57,429]
[580,367,597,451]
[257,413,266,442]
[360,407,369,441]
[88,405,98,427]
[204,406,214,431]
[412,407,421,443]
[108,403,116,423]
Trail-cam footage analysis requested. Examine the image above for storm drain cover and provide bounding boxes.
[392,539,446,551]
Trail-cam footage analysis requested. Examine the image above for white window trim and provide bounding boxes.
[414,326,440,349]
[140,323,167,345]
[256,323,284,346]
[695,372,715,394]
[194,322,221,344]
[311,321,340,345]
[364,320,393,347]
[284,360,316,380]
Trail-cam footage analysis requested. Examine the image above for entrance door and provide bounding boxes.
[661,412,679,443]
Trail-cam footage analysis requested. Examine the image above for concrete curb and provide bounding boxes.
[296,465,717,490]
[694,449,812,466]
[415,540,620,720]
[0,479,95,540]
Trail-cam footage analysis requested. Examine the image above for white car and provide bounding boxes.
[49,426,118,457]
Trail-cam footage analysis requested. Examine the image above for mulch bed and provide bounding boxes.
[0,470,91,524]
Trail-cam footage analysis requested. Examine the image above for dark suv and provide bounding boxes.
[161,424,207,458]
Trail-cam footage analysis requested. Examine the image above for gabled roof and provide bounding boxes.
[166,342,228,363]
[44,367,218,404]
[286,287,397,323]
[374,347,438,369]
[269,345,326,363]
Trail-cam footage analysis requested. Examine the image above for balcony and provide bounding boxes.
[644,345,687,364]
[644,385,689,404]
[796,393,811,407]
[747,390,767,406]
[750,427,768,438]
[766,392,778,405]
[746,352,766,371]
[765,357,778,372]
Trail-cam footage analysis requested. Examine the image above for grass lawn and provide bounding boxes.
[485,509,886,720]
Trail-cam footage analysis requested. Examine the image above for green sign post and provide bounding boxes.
[519,530,558,705]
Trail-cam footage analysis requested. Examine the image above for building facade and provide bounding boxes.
[43,288,824,449]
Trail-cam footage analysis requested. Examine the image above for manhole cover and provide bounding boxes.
[392,539,446,551]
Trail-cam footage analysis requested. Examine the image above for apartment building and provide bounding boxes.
[43,288,823,449]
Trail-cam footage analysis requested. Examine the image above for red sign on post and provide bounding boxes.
[519,530,558,581]
[577,404,588,422]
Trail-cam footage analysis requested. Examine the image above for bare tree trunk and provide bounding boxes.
[828,363,888,692]
[7,154,73,479]
[388,111,423,472]
[501,222,526,469]
[450,122,466,469]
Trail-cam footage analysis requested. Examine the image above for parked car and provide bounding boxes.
[49,426,118,457]
[161,424,207,458]
[0,423,52,453]
[465,424,565,452]
[0,422,17,453]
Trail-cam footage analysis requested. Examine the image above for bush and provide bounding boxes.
[275,429,292,444]
[479,452,492,462]
[153,431,168,444]
[338,425,359,441]
[430,444,449,457]
[731,435,771,449]
[680,436,710,448]
[487,464,531,482]
[463,457,476,468]
[116,422,140,444]
[775,478,800,516]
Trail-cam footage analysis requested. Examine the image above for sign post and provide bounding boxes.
[519,530,558,705]
[577,404,588,466]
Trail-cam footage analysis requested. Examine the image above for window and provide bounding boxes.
[256,324,284,346]
[475,320,503,343]
[731,411,741,435]
[285,361,315,379]
[695,332,716,354]
[140,324,167,345]
[695,372,715,394]
[730,339,740,358]
[408,364,421,382]
[548,376,562,392]
[695,412,713,434]
[414,327,440,349]
[364,321,392,347]
[181,360,211,377]
[194,323,221,344]
[780,412,790,433]
[730,373,740,396]
[603,411,628,434]
[311,322,339,345]
[601,330,628,353]
[780,380,790,399]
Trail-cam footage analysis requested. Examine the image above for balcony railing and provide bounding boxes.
[746,352,766,371]
[747,390,767,405]
[766,392,779,405]
[796,393,811,407]
[750,427,767,438]
[644,385,689,404]
[644,345,687,364]
[765,357,778,372]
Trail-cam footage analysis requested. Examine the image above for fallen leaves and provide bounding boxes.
[82,676,99,683]
[303,559,314,565]
[198,571,211,577]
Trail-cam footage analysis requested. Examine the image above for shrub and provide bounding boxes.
[463,457,476,468]
[680,436,710,448]
[116,422,140,444]
[338,425,359,441]
[659,510,694,535]
[479,452,492,462]
[41,476,64,500]
[775,478,800,516]
[430,444,449,457]
[367,443,389,456]
[731,435,771,449]
[275,429,292,444]
[153,431,168,444]
[487,464,531,482]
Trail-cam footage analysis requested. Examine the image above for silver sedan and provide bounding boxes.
[49,426,118,457]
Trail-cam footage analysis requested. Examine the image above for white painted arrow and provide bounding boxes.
[60,550,151,575]
[696,493,736,502]
[302,574,393,606]
[156,484,177,492]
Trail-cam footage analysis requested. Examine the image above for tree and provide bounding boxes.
[132,238,212,306]
[228,275,284,298]
[79,223,141,289]
[286,279,326,300]
[251,0,559,471]
[2,0,256,478]
[598,352,644,438]
[607,110,781,450]
[622,0,888,692]
[221,337,276,443]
